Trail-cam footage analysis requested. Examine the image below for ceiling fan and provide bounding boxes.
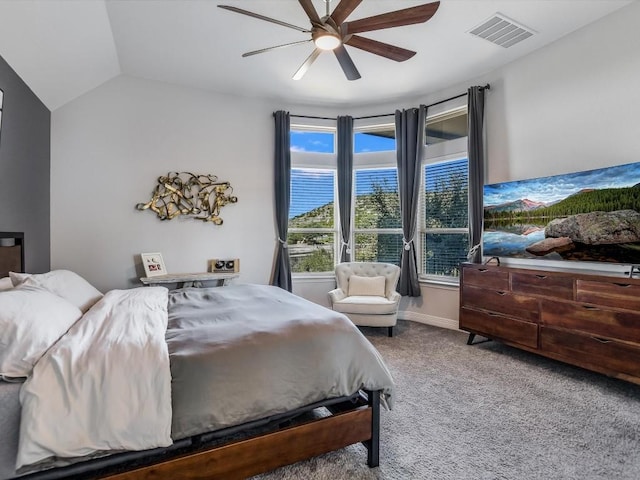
[218,0,440,81]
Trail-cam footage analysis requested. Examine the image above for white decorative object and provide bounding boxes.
[141,252,167,277]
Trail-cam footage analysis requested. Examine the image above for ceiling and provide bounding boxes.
[0,0,632,111]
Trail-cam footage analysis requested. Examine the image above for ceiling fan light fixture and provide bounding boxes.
[313,32,341,50]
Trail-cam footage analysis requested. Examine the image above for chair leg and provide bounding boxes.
[388,326,393,337]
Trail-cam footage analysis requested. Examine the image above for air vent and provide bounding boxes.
[469,13,535,48]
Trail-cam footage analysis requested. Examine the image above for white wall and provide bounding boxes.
[51,2,640,325]
[481,1,640,184]
[52,76,277,292]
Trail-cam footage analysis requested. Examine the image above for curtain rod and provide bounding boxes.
[289,84,490,122]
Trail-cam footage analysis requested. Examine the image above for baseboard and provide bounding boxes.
[398,310,459,331]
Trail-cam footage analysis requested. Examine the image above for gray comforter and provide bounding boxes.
[167,284,395,439]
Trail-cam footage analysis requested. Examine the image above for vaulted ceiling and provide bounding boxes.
[0,0,632,111]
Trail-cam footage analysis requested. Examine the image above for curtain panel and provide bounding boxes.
[271,110,292,291]
[337,116,354,263]
[467,87,486,264]
[395,106,426,297]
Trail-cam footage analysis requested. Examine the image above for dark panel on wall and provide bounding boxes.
[0,54,50,273]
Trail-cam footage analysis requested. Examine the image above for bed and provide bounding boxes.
[0,233,394,480]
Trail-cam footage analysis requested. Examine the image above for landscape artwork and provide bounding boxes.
[483,161,640,264]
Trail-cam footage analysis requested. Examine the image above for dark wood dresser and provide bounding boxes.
[459,262,640,384]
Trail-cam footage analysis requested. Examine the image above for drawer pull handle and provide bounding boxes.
[496,291,507,296]
[614,283,631,288]
[592,336,612,344]
[582,305,599,310]
[535,274,547,279]
[478,268,489,273]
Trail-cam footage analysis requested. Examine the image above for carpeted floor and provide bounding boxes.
[254,320,640,480]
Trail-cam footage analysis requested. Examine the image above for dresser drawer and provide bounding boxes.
[462,285,540,322]
[511,272,574,300]
[460,307,538,349]
[540,326,640,378]
[461,265,509,290]
[541,300,640,343]
[576,280,640,311]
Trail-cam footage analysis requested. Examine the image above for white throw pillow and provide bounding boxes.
[10,270,103,313]
[0,277,13,292]
[348,275,386,297]
[0,284,83,379]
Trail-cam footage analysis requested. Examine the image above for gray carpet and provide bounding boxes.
[254,321,640,480]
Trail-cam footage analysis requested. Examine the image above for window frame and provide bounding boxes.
[288,123,339,277]
[418,100,470,285]
[351,119,401,265]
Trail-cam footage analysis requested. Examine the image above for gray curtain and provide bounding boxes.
[337,116,354,263]
[467,86,486,264]
[395,106,426,297]
[271,110,292,291]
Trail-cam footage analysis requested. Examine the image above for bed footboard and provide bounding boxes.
[100,390,381,480]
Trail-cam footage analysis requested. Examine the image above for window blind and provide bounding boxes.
[424,159,469,229]
[289,168,335,227]
[354,168,401,229]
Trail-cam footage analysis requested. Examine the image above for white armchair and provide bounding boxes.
[329,262,401,337]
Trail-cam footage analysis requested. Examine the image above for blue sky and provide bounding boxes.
[290,131,395,153]
[484,161,640,206]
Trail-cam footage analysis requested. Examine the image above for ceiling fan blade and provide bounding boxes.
[343,1,440,34]
[334,45,361,81]
[330,0,363,25]
[293,48,322,80]
[218,5,310,33]
[345,35,416,62]
[298,0,321,24]
[243,39,312,57]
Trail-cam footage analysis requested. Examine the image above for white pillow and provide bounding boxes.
[0,277,13,292]
[0,284,83,379]
[348,275,386,297]
[10,270,103,313]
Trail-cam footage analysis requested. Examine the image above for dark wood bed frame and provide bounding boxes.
[19,391,381,480]
[2,232,383,480]
[101,391,381,480]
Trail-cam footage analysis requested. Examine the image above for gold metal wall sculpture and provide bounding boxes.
[136,172,237,225]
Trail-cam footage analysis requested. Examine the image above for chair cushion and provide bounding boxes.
[348,275,385,297]
[333,295,398,315]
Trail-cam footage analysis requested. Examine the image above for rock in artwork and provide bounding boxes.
[136,172,237,225]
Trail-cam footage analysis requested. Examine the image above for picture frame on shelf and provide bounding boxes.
[140,252,167,277]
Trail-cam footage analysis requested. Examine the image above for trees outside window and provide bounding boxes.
[353,168,402,265]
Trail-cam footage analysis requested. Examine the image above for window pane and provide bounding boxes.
[354,233,402,265]
[289,169,334,228]
[426,110,468,145]
[289,232,335,273]
[354,126,395,153]
[423,233,469,277]
[424,159,468,229]
[290,130,335,153]
[354,168,400,229]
